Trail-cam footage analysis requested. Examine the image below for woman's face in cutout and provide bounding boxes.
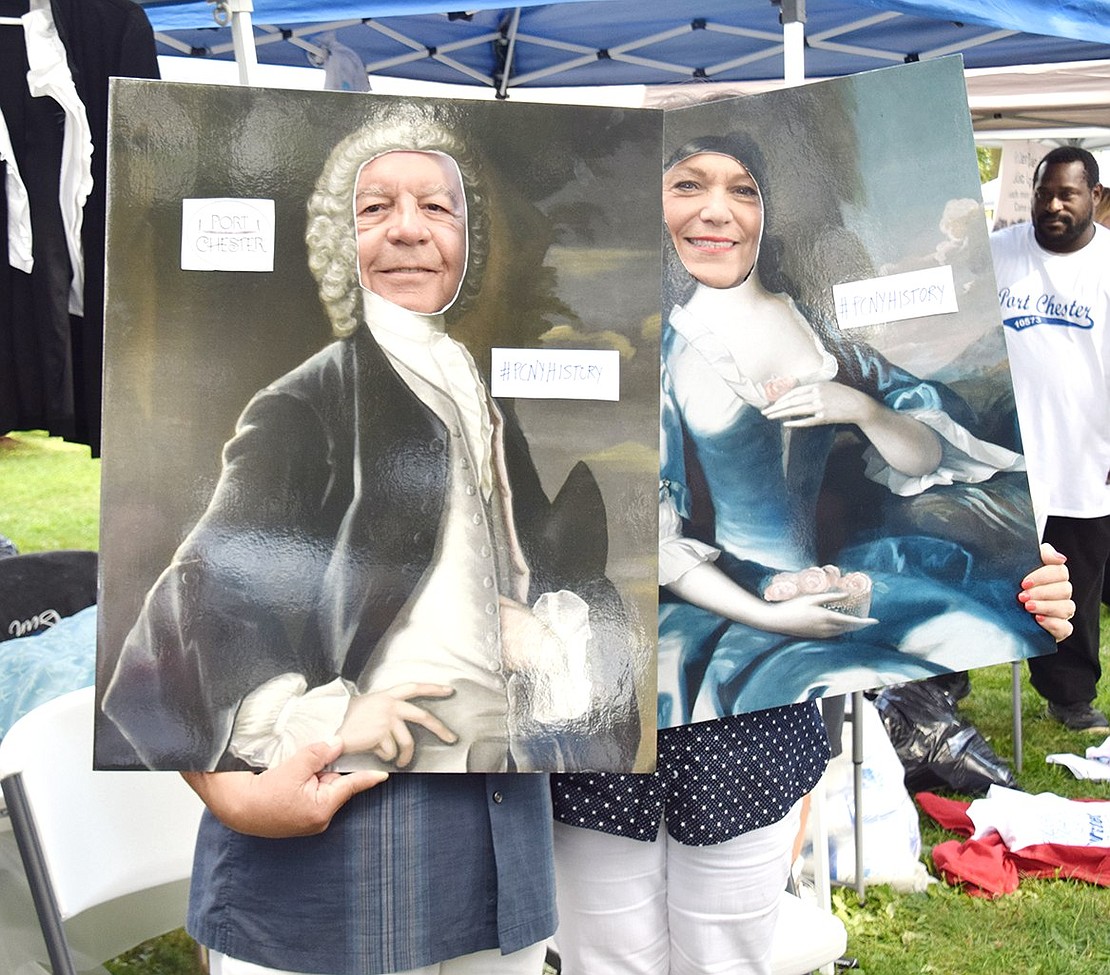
[355,150,467,314]
[663,152,763,290]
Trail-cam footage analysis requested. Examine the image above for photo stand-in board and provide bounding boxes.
[656,56,1053,729]
[95,81,661,772]
[96,57,1053,771]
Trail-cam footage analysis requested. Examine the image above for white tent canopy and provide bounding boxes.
[640,58,1110,146]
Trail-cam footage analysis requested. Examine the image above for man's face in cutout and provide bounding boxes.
[1032,160,1102,254]
[355,151,467,314]
[663,152,763,289]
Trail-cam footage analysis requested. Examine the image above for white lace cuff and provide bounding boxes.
[528,590,593,723]
[863,408,1026,497]
[228,673,352,767]
[658,493,720,585]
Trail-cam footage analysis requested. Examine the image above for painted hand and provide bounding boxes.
[761,381,875,428]
[339,684,458,768]
[758,592,878,638]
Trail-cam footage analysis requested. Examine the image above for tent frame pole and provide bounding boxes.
[497,8,522,98]
[209,0,260,85]
[781,0,806,86]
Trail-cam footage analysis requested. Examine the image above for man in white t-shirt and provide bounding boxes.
[990,146,1110,732]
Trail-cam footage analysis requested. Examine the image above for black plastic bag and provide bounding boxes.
[871,678,1015,795]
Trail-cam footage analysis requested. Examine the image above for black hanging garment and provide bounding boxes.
[0,0,158,454]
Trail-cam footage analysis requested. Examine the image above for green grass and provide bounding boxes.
[105,930,207,975]
[836,613,1110,974]
[0,431,100,552]
[834,878,1110,975]
[7,428,1110,974]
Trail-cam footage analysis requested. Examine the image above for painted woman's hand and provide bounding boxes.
[755,592,878,638]
[761,381,875,428]
[181,737,387,838]
[764,380,942,477]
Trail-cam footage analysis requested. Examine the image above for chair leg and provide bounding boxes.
[1011,661,1023,773]
[1,773,78,975]
[808,769,832,913]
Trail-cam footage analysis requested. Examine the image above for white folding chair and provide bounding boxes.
[0,686,204,975]
[769,888,848,975]
[770,762,850,975]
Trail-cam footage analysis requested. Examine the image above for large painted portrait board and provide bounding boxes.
[95,81,660,773]
[656,57,1055,728]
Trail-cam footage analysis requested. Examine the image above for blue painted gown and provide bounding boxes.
[657,297,1046,727]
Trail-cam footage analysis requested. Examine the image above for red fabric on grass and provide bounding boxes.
[916,791,1110,897]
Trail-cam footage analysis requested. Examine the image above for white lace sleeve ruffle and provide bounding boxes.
[228,673,353,767]
[863,408,1026,497]
[523,590,593,723]
[658,488,719,586]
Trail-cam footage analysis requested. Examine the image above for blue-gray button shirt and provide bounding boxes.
[188,773,555,975]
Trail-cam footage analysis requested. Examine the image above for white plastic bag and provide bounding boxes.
[802,697,930,892]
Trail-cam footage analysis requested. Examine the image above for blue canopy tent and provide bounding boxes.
[135,0,1110,96]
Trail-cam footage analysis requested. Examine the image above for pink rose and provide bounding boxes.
[840,572,872,596]
[763,575,800,602]
[796,566,830,594]
[762,375,798,403]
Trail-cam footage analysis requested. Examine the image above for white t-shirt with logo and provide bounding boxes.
[990,221,1110,521]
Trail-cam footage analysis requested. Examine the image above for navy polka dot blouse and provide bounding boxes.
[551,703,830,846]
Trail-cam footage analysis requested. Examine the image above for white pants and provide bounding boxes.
[208,941,546,975]
[552,803,800,975]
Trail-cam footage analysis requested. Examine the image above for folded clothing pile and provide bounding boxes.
[918,785,1110,896]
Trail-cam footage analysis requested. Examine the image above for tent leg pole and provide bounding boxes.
[226,0,259,86]
[781,0,806,86]
[852,690,866,904]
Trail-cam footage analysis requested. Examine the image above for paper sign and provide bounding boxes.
[832,265,958,330]
[181,198,275,272]
[490,348,620,401]
[992,140,1048,231]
